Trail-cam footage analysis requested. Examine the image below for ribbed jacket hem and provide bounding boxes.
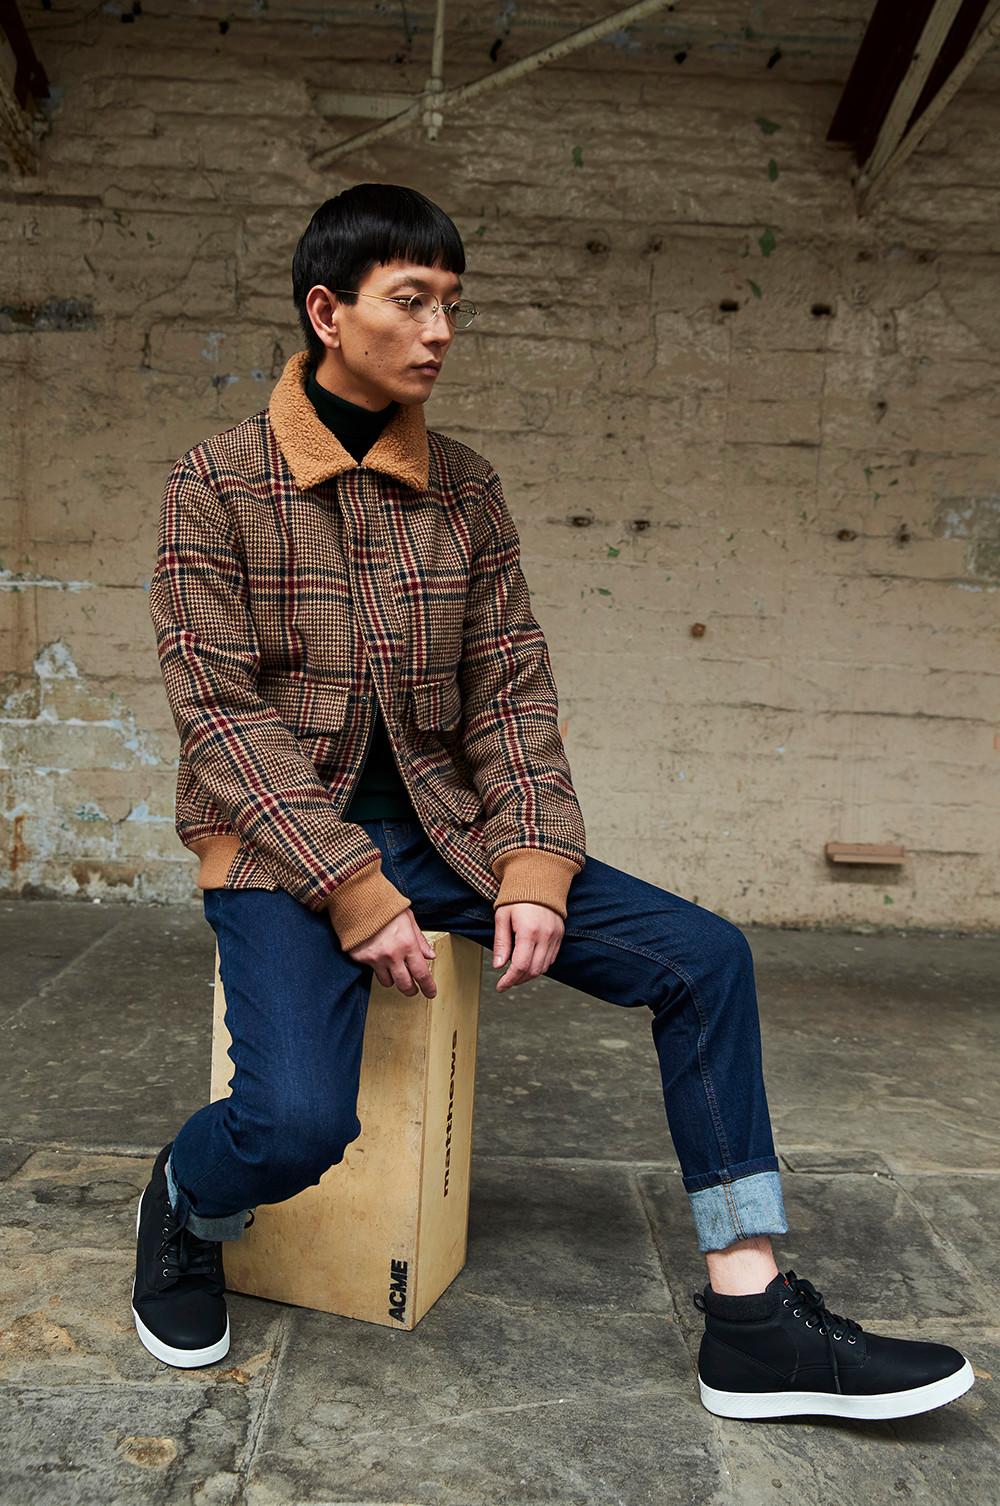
[491,849,582,918]
[323,862,413,951]
[186,833,412,952]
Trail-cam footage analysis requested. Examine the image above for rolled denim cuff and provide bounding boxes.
[687,1168,789,1254]
[166,1151,251,1243]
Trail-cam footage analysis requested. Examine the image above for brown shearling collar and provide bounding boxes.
[267,348,430,492]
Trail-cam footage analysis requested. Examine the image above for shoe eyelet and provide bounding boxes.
[782,1297,789,1306]
[819,1326,826,1334]
[805,1318,817,1327]
[834,1330,843,1340]
[847,1335,857,1344]
[793,1307,801,1317]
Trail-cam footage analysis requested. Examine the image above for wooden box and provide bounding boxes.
[209,929,482,1330]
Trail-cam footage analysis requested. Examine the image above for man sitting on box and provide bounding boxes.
[132,182,973,1425]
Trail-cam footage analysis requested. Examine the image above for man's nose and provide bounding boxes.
[426,304,454,337]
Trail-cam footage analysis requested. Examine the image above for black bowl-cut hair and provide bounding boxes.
[292,183,466,368]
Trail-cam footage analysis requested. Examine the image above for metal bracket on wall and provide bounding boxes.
[308,0,676,169]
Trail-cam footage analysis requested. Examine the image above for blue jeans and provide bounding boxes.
[166,818,789,1254]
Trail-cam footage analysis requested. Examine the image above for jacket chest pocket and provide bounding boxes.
[262,675,351,737]
[409,674,463,732]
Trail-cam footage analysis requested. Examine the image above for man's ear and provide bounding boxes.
[307,285,338,348]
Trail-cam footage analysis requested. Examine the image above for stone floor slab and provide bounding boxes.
[0,1381,254,1506]
[456,1157,676,1316]
[241,1295,714,1506]
[0,900,994,1504]
[2,906,221,1150]
[0,898,127,1020]
[0,1146,284,1390]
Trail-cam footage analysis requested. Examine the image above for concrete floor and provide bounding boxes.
[0,896,997,1505]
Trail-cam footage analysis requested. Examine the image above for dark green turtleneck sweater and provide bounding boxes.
[305,363,419,822]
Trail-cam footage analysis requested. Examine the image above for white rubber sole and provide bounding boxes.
[131,1186,231,1369]
[698,1356,976,1420]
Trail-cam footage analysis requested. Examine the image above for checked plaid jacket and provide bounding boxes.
[149,348,587,951]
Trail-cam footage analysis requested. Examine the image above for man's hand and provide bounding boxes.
[347,907,438,999]
[492,902,564,993]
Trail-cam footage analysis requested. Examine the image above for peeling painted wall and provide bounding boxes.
[2,2,998,930]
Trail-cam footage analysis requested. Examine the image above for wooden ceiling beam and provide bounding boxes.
[0,0,50,175]
[827,0,1000,212]
[856,0,1000,209]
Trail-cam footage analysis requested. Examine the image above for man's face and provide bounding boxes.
[308,258,461,408]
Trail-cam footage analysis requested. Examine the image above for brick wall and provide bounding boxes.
[2,2,998,929]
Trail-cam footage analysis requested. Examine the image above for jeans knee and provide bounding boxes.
[257,1109,362,1185]
[701,913,754,974]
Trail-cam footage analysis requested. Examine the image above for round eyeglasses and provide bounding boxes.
[331,289,479,330]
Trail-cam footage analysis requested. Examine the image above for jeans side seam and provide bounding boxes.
[377,824,409,892]
[722,1177,748,1241]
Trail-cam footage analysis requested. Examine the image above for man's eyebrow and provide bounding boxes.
[384,273,463,295]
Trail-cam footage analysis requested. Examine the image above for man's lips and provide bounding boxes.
[414,362,440,374]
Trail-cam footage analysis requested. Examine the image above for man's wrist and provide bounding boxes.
[325,861,412,950]
[491,849,581,920]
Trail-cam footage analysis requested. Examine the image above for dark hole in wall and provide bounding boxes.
[0,298,96,333]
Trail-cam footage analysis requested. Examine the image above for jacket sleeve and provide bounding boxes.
[148,456,412,950]
[457,464,586,918]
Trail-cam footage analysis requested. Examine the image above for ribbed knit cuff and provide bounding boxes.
[491,850,582,919]
[325,859,413,952]
[701,1278,783,1321]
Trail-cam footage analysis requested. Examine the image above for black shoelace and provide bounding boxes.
[783,1269,864,1394]
[152,1204,256,1289]
[155,1220,220,1285]
[154,1209,254,1287]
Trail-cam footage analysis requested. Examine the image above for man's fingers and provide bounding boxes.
[405,949,437,999]
[389,959,418,996]
[493,909,512,967]
[490,903,566,992]
[496,929,538,992]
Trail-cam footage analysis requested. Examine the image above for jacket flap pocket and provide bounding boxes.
[262,675,351,736]
[410,675,463,732]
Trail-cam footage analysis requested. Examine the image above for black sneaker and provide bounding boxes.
[131,1140,248,1369]
[692,1268,975,1420]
